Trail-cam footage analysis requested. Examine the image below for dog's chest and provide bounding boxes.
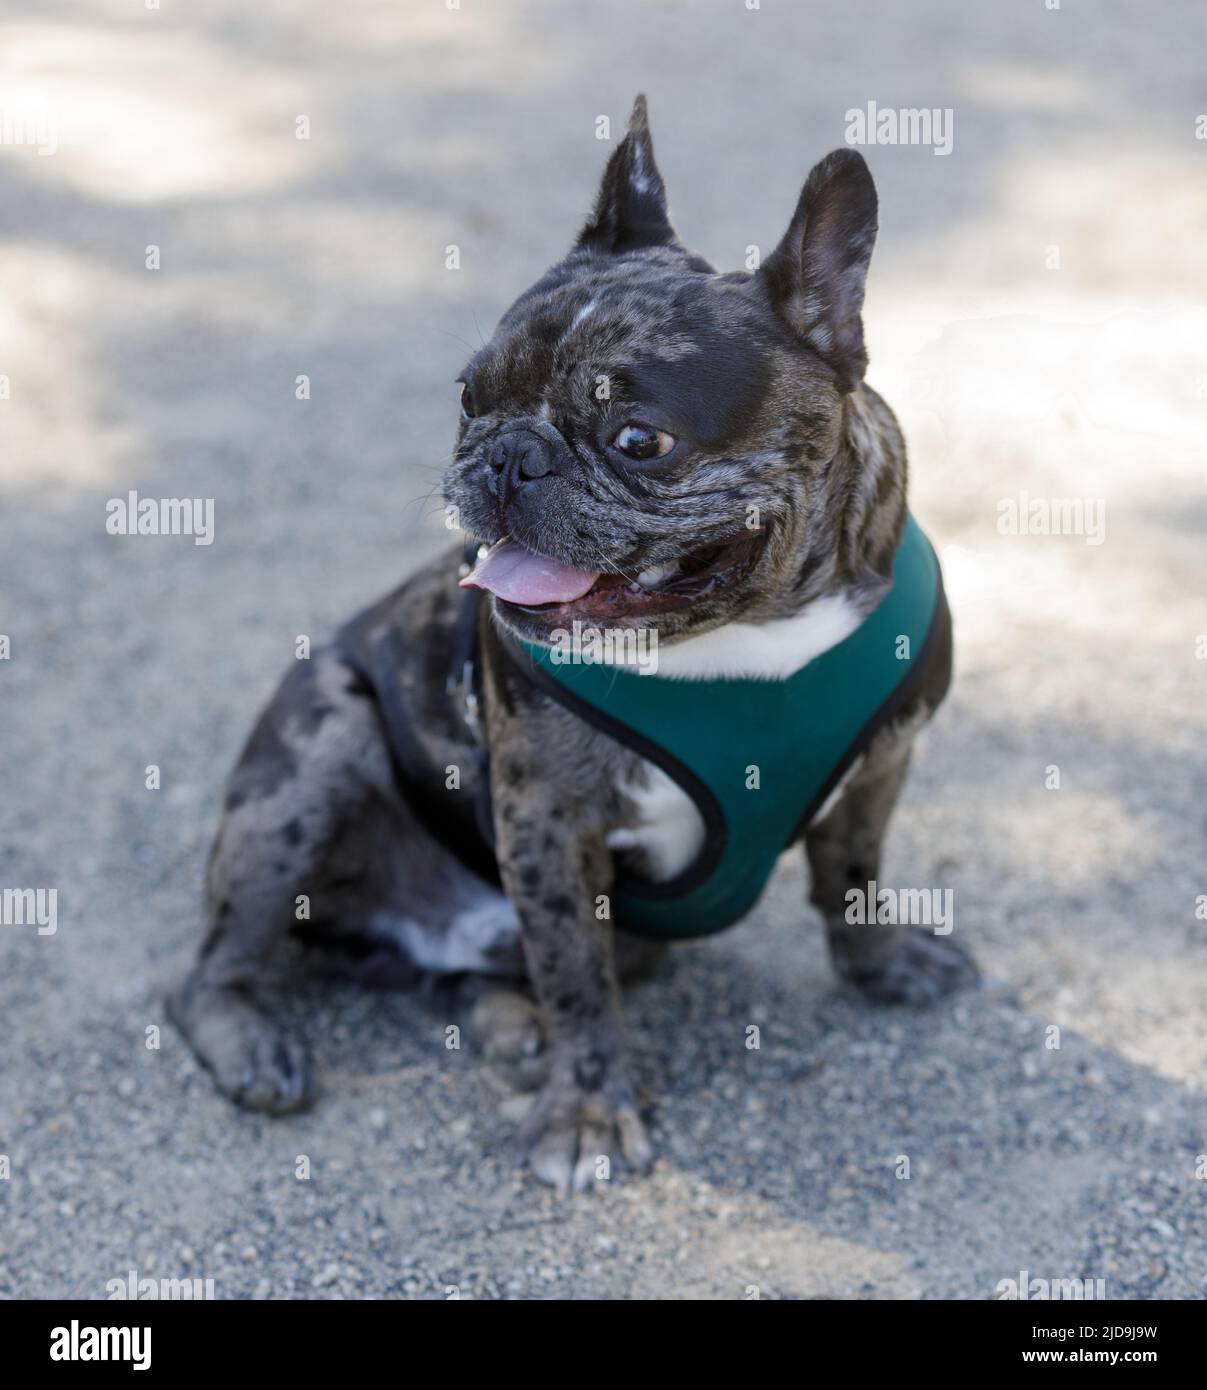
[607,762,705,882]
[600,595,863,882]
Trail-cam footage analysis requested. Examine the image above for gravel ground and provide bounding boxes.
[1,0,1205,1299]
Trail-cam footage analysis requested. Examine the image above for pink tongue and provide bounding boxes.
[459,539,601,605]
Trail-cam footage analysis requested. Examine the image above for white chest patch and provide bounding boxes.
[653,591,862,681]
[607,763,705,883]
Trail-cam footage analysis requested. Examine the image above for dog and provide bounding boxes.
[168,96,977,1194]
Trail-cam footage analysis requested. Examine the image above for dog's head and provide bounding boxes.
[443,96,883,646]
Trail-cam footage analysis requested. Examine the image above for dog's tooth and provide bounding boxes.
[637,562,677,588]
[629,581,642,594]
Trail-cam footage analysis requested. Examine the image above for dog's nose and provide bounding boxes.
[489,431,556,481]
[487,430,559,508]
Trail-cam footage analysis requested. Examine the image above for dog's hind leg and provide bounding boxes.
[167,651,390,1113]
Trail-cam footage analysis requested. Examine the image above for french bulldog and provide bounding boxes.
[168,96,977,1194]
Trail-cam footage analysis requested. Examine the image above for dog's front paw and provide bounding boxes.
[167,979,313,1114]
[519,1076,652,1196]
[848,928,980,1006]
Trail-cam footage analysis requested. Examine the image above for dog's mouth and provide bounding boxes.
[460,527,767,622]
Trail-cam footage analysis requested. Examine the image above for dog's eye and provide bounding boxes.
[459,382,476,420]
[611,422,674,461]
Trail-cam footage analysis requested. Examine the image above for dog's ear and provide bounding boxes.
[759,149,878,391]
[577,94,679,254]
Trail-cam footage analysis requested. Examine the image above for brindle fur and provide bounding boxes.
[168,97,976,1192]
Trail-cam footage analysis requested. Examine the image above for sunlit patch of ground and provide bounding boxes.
[0,246,148,488]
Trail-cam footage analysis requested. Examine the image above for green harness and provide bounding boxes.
[506,515,947,941]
